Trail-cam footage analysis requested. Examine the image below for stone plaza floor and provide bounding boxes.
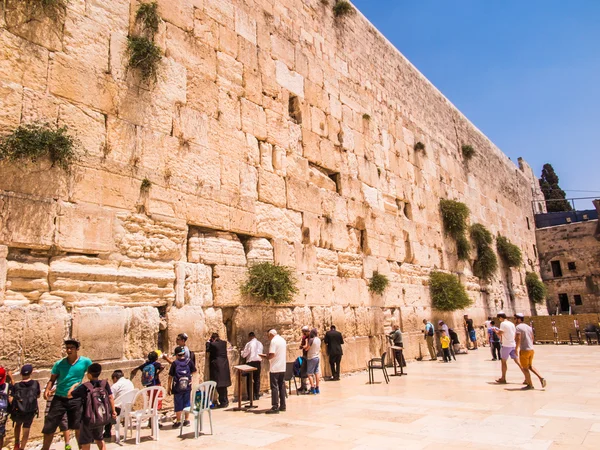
[108,345,600,450]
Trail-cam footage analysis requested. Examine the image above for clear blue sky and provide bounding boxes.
[352,0,600,209]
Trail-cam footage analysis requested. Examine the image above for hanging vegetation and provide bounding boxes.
[469,223,497,281]
[368,271,389,295]
[241,262,298,304]
[333,0,354,17]
[127,2,163,83]
[440,199,470,240]
[429,271,472,311]
[525,272,547,303]
[497,235,523,268]
[0,122,78,170]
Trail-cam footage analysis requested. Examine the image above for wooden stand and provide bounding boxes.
[232,364,258,411]
[390,346,405,376]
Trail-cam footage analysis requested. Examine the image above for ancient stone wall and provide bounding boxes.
[536,217,600,314]
[1,0,542,384]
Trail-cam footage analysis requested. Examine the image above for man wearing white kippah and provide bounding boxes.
[262,330,287,414]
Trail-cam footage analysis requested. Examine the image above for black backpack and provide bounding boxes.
[11,381,39,417]
[172,360,191,393]
[82,381,112,427]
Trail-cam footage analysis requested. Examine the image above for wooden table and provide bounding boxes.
[232,364,258,411]
[390,346,406,376]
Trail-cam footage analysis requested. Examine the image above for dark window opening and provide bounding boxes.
[359,229,367,253]
[567,262,576,271]
[396,199,413,220]
[558,293,569,312]
[574,294,583,306]
[288,95,302,124]
[551,261,563,278]
[526,217,530,230]
[328,172,341,194]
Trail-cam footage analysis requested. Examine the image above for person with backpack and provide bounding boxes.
[167,346,197,428]
[130,351,164,389]
[41,339,92,450]
[422,319,437,360]
[67,363,116,450]
[11,364,40,450]
[488,320,502,361]
[0,367,13,450]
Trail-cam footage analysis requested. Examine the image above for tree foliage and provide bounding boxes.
[241,262,298,304]
[429,271,472,311]
[539,163,572,212]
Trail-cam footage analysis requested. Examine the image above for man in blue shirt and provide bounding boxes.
[41,339,92,450]
[422,319,437,360]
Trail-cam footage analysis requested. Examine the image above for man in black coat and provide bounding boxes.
[206,333,232,408]
[323,325,344,381]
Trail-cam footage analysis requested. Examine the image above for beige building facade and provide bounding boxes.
[0,0,543,376]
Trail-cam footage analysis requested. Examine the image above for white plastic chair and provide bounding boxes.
[114,388,139,444]
[128,386,165,444]
[179,381,216,439]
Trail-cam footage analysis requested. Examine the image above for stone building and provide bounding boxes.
[536,200,600,314]
[0,0,543,380]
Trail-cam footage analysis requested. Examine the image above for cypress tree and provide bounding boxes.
[539,163,572,212]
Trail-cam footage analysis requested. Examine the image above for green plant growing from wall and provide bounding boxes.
[333,0,354,17]
[141,178,152,191]
[362,113,371,120]
[0,122,78,170]
[429,271,472,311]
[525,272,547,303]
[368,271,389,295]
[241,262,299,304]
[469,223,497,280]
[496,235,523,267]
[461,144,475,160]
[135,1,161,36]
[456,235,471,261]
[440,199,469,240]
[127,36,162,82]
[414,141,425,152]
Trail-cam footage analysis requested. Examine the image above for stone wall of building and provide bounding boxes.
[1,0,542,385]
[536,211,600,314]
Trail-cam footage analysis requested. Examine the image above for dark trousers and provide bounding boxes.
[491,342,501,360]
[217,387,228,406]
[103,407,121,437]
[442,348,451,362]
[245,361,261,398]
[269,372,286,410]
[329,354,342,379]
[392,344,407,367]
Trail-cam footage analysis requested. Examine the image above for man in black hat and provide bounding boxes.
[41,339,92,450]
[206,333,231,408]
[324,325,344,381]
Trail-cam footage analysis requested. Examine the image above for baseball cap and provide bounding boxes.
[21,364,33,376]
[515,313,525,319]
[174,346,186,355]
[64,338,80,349]
[301,326,309,331]
[177,333,188,340]
[268,329,278,336]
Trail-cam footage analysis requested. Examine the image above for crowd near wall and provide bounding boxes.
[0,0,543,386]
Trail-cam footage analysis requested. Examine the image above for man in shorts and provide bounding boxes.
[304,328,321,394]
[42,339,92,450]
[515,313,547,390]
[464,315,478,349]
[493,312,523,384]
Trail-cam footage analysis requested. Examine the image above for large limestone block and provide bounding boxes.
[275,60,304,98]
[55,202,115,254]
[203,307,227,340]
[0,80,22,134]
[175,262,213,307]
[114,213,187,261]
[311,306,332,334]
[5,253,49,302]
[173,105,209,146]
[188,231,247,266]
[332,277,369,307]
[4,0,65,51]
[212,265,247,307]
[244,238,274,264]
[0,29,50,90]
[157,0,194,31]
[337,252,363,278]
[241,98,267,141]
[286,177,322,215]
[258,168,286,208]
[0,303,68,368]
[72,306,126,361]
[0,193,56,250]
[125,306,160,359]
[297,273,334,306]
[315,248,338,276]
[292,306,312,330]
[255,202,302,243]
[166,305,207,353]
[232,306,268,348]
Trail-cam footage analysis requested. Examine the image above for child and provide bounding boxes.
[0,367,13,450]
[131,351,163,388]
[167,346,196,428]
[440,331,452,363]
[11,364,41,450]
[68,363,116,450]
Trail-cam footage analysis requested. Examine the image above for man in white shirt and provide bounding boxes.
[241,332,264,400]
[494,312,524,384]
[104,370,135,438]
[262,329,287,414]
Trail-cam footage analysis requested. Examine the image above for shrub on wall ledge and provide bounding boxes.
[0,122,78,170]
[414,141,426,152]
[429,271,472,311]
[456,235,471,261]
[241,262,298,304]
[368,271,389,295]
[496,235,523,267]
[440,199,469,240]
[135,1,160,36]
[461,144,476,160]
[470,223,492,251]
[525,272,547,304]
[473,245,498,281]
[127,36,162,82]
[333,0,354,17]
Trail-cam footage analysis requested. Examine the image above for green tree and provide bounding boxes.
[538,163,572,212]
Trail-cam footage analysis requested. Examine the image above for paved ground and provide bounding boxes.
[107,345,600,450]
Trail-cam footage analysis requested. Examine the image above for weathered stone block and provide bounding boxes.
[275,60,304,98]
[173,105,208,146]
[244,238,274,264]
[124,306,160,360]
[72,306,125,361]
[55,202,115,254]
[258,168,286,208]
[212,265,247,307]
[175,262,213,307]
[188,231,247,266]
